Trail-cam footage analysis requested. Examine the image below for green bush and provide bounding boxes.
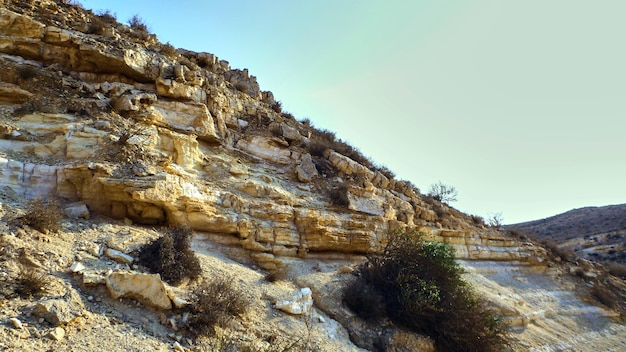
[135,226,202,285]
[344,229,508,352]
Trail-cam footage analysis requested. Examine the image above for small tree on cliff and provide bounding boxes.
[427,181,458,203]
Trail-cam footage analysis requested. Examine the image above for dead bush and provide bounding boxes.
[471,215,486,227]
[16,65,38,80]
[329,184,349,207]
[427,181,458,203]
[271,101,282,113]
[377,165,395,180]
[307,141,328,158]
[542,239,575,262]
[181,275,252,339]
[607,262,626,279]
[134,226,202,285]
[128,14,149,32]
[96,9,116,23]
[20,199,63,234]
[159,42,178,58]
[13,266,50,298]
[265,268,287,283]
[591,283,619,309]
[85,16,105,34]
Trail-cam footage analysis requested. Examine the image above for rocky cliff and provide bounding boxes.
[0,1,624,351]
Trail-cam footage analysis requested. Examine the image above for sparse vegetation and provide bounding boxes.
[12,266,50,298]
[16,65,38,80]
[344,229,508,352]
[96,9,116,23]
[134,226,202,285]
[487,212,504,229]
[271,101,282,113]
[159,42,178,58]
[128,14,148,32]
[329,184,350,207]
[181,275,252,338]
[471,214,486,227]
[306,141,328,158]
[542,239,575,262]
[265,268,288,283]
[427,181,458,203]
[607,261,626,279]
[20,199,63,234]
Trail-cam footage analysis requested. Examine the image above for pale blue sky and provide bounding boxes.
[81,0,626,224]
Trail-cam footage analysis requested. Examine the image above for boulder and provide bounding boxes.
[275,287,313,315]
[105,271,172,310]
[104,248,134,264]
[33,289,86,326]
[295,153,318,183]
[64,201,90,219]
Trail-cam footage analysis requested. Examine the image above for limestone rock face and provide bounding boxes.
[105,271,172,310]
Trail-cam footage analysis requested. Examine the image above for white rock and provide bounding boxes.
[9,317,23,329]
[105,248,134,264]
[48,327,65,341]
[275,287,313,315]
[69,261,86,273]
[64,202,90,219]
[173,341,185,351]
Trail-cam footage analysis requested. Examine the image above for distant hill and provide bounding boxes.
[506,204,626,264]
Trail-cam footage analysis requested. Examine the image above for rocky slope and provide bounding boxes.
[507,204,626,265]
[0,1,624,351]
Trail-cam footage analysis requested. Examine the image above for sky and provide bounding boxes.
[81,0,626,224]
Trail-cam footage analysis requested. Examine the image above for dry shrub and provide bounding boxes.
[182,276,252,339]
[377,165,395,180]
[16,65,38,80]
[607,262,626,279]
[85,16,105,34]
[329,184,349,207]
[265,268,287,283]
[345,229,508,352]
[134,226,201,285]
[471,215,486,227]
[591,283,619,309]
[159,42,178,58]
[96,9,116,23]
[542,239,575,262]
[271,101,282,113]
[282,112,295,120]
[307,141,328,158]
[13,266,50,298]
[128,14,149,32]
[21,199,63,234]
